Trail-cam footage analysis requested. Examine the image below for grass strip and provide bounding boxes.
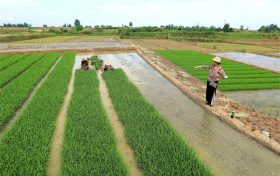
[103,69,212,176]
[0,54,28,71]
[0,52,75,175]
[0,52,60,128]
[156,50,280,91]
[62,70,128,176]
[0,53,45,87]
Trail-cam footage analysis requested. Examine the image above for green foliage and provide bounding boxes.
[0,52,75,175]
[103,69,212,176]
[0,54,28,71]
[258,24,280,33]
[90,55,103,70]
[223,23,233,32]
[74,19,81,27]
[62,70,128,175]
[0,52,60,128]
[155,50,280,91]
[0,53,45,88]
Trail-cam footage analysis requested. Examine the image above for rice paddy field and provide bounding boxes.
[155,50,280,91]
[0,52,212,175]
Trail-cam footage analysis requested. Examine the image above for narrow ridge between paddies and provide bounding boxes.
[0,52,75,175]
[156,50,280,91]
[62,70,128,175]
[0,53,45,88]
[103,69,212,176]
[0,52,61,128]
[0,53,29,71]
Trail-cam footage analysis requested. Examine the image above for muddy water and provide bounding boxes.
[96,53,280,176]
[224,90,280,118]
[0,41,129,53]
[213,52,280,73]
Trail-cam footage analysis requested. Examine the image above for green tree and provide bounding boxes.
[129,22,133,27]
[74,19,81,27]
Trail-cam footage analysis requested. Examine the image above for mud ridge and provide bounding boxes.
[133,44,280,155]
[47,66,75,176]
[97,71,142,176]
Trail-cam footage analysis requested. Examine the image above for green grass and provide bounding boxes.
[0,54,29,71]
[155,50,280,91]
[90,55,103,70]
[103,69,212,176]
[0,52,75,175]
[0,52,60,128]
[62,70,128,175]
[0,53,45,88]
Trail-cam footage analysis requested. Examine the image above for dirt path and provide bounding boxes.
[47,67,75,176]
[97,71,142,176]
[0,57,62,139]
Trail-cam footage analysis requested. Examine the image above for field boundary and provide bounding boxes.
[98,71,142,176]
[133,45,280,155]
[47,62,75,176]
[0,56,62,139]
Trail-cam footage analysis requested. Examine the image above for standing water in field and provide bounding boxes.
[97,53,280,176]
[213,52,280,73]
[224,90,280,118]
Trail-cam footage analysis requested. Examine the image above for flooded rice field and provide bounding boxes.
[74,53,280,176]
[213,52,280,73]
[0,41,129,53]
[224,90,280,118]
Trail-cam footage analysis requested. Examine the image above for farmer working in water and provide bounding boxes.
[194,56,228,106]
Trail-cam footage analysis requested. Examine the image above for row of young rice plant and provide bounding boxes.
[103,69,212,176]
[0,52,75,175]
[155,50,280,91]
[0,53,29,71]
[0,54,12,60]
[0,52,60,128]
[62,70,128,175]
[0,53,45,88]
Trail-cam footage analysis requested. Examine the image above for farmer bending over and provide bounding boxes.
[103,61,113,72]
[194,56,228,106]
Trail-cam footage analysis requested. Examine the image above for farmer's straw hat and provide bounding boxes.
[212,56,221,63]
[105,61,111,65]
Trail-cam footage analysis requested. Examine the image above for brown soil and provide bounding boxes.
[0,57,62,139]
[97,71,142,176]
[123,39,213,52]
[130,43,280,155]
[47,67,75,176]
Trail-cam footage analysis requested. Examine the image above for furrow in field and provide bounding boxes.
[103,69,212,176]
[62,70,128,176]
[0,54,28,71]
[98,71,142,176]
[0,52,75,175]
[0,52,61,128]
[0,53,45,88]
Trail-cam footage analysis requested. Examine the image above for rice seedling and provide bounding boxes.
[103,69,212,176]
[0,53,45,87]
[62,70,128,175]
[156,50,280,91]
[0,52,75,175]
[0,54,29,71]
[0,52,60,128]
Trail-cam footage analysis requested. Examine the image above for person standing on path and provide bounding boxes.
[194,56,228,106]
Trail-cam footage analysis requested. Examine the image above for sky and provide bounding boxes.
[0,0,279,29]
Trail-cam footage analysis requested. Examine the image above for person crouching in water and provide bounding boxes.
[194,57,228,106]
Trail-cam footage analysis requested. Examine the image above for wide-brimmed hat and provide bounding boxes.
[212,56,221,63]
[105,61,111,65]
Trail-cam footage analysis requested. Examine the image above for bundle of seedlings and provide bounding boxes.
[90,55,103,70]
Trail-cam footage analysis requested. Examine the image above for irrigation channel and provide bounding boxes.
[74,52,280,176]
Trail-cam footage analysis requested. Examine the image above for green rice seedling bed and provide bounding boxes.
[0,53,45,87]
[0,52,75,175]
[62,70,128,175]
[0,52,60,128]
[0,54,29,71]
[156,50,280,91]
[103,69,212,176]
